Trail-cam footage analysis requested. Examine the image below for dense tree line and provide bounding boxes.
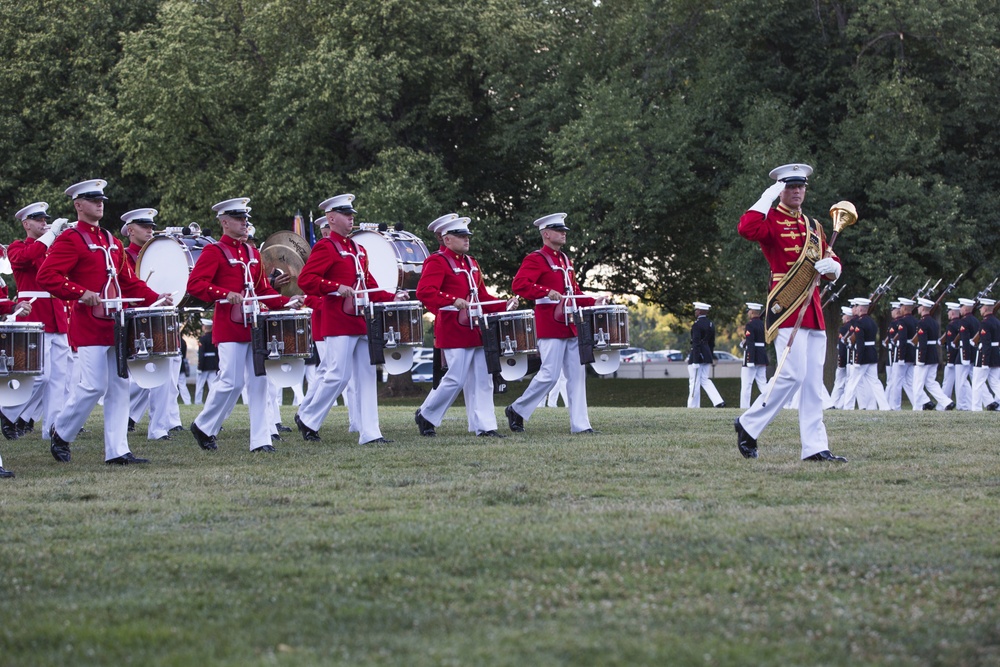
[3,0,999,321]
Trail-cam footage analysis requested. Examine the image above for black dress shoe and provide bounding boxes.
[922,401,937,411]
[190,422,218,451]
[505,405,525,433]
[15,417,33,437]
[169,425,185,432]
[576,428,600,434]
[476,430,507,438]
[252,444,276,453]
[294,414,321,442]
[1,412,20,440]
[986,401,998,412]
[715,402,726,408]
[157,434,172,441]
[734,418,758,459]
[0,466,14,478]
[362,437,394,445]
[946,401,957,411]
[803,450,848,463]
[275,422,292,432]
[270,433,282,441]
[414,410,436,437]
[50,430,72,462]
[106,452,150,465]
[127,418,136,432]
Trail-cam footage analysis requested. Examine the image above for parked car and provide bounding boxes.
[410,360,434,382]
[620,347,647,363]
[713,351,740,362]
[412,346,433,363]
[663,350,687,362]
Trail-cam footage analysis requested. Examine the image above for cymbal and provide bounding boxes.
[260,231,311,297]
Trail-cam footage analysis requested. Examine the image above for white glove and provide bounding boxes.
[814,257,842,280]
[50,218,70,235]
[749,181,786,214]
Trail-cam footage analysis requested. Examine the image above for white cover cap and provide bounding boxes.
[980,298,996,307]
[200,318,213,326]
[945,302,960,311]
[64,179,108,200]
[768,163,813,184]
[693,301,711,311]
[121,208,158,225]
[917,297,935,308]
[958,298,976,307]
[212,197,251,218]
[533,213,569,231]
[841,306,853,316]
[428,213,459,234]
[898,297,916,306]
[319,194,356,213]
[745,302,763,311]
[853,297,872,306]
[439,217,472,236]
[15,202,49,221]
[890,301,901,308]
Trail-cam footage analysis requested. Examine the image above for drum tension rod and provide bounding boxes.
[267,336,285,360]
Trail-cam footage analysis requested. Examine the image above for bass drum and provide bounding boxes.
[136,234,214,309]
[260,231,311,298]
[351,229,430,295]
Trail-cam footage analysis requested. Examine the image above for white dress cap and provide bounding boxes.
[121,208,158,225]
[440,217,472,236]
[212,197,251,218]
[917,297,935,308]
[15,202,49,221]
[944,302,960,311]
[854,297,872,306]
[890,301,901,308]
[958,298,976,307]
[319,194,356,213]
[745,302,764,311]
[427,213,459,234]
[980,298,996,307]
[200,318,213,326]
[768,163,813,184]
[692,301,711,311]
[533,213,570,231]
[897,297,916,306]
[64,179,108,200]
[841,306,853,316]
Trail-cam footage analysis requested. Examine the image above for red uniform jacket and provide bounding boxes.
[737,204,839,331]
[124,242,143,270]
[187,235,289,345]
[0,285,15,316]
[37,221,159,347]
[7,237,70,333]
[417,249,505,349]
[511,245,595,339]
[297,232,394,338]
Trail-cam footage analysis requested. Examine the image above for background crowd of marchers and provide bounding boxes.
[3,0,999,352]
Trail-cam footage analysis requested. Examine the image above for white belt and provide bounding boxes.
[17,291,51,299]
[992,342,1000,347]
[864,342,875,346]
[535,297,560,305]
[926,341,937,345]
[754,343,765,347]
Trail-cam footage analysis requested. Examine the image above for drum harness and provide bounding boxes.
[532,249,598,365]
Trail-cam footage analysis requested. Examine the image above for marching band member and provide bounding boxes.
[414,215,515,437]
[734,163,847,462]
[913,297,955,410]
[3,202,66,439]
[687,301,725,408]
[504,213,602,434]
[38,179,171,465]
[188,198,296,452]
[294,194,402,445]
[739,302,768,409]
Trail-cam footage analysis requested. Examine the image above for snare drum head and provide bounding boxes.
[590,349,621,375]
[128,357,173,389]
[0,374,34,406]
[264,358,305,388]
[383,347,414,375]
[500,353,529,381]
[136,236,191,302]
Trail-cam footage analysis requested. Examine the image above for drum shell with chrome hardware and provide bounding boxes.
[483,310,537,381]
[351,229,430,293]
[580,305,630,349]
[0,322,44,375]
[124,307,181,359]
[372,301,424,348]
[258,309,313,359]
[136,234,215,308]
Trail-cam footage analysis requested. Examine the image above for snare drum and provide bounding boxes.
[136,234,215,308]
[351,229,430,293]
[486,310,538,356]
[580,305,629,349]
[372,301,424,348]
[0,322,44,375]
[259,309,313,359]
[124,307,181,359]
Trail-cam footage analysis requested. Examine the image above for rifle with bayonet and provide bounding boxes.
[928,273,963,317]
[821,282,846,308]
[868,274,896,309]
[912,278,941,302]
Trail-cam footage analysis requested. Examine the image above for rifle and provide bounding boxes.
[821,282,846,308]
[910,279,931,302]
[868,274,896,309]
[928,273,963,317]
[973,273,999,311]
[912,278,941,302]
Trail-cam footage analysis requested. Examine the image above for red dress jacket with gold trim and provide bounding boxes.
[511,245,595,339]
[417,249,505,349]
[7,236,70,333]
[297,232,394,338]
[187,235,289,345]
[37,221,159,347]
[738,204,839,331]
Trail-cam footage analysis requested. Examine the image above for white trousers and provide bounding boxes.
[511,338,591,433]
[739,329,829,459]
[687,364,724,408]
[1,332,71,436]
[938,364,956,409]
[193,342,272,450]
[298,335,381,444]
[913,363,951,410]
[194,370,218,404]
[53,345,133,461]
[971,366,998,410]
[829,366,847,409]
[843,364,889,410]
[419,347,497,433]
[740,365,767,409]
[955,363,973,410]
[178,369,192,405]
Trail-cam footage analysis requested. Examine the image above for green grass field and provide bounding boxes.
[2,379,998,666]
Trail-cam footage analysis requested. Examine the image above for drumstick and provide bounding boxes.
[149,291,180,308]
[5,297,37,322]
[214,294,283,304]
